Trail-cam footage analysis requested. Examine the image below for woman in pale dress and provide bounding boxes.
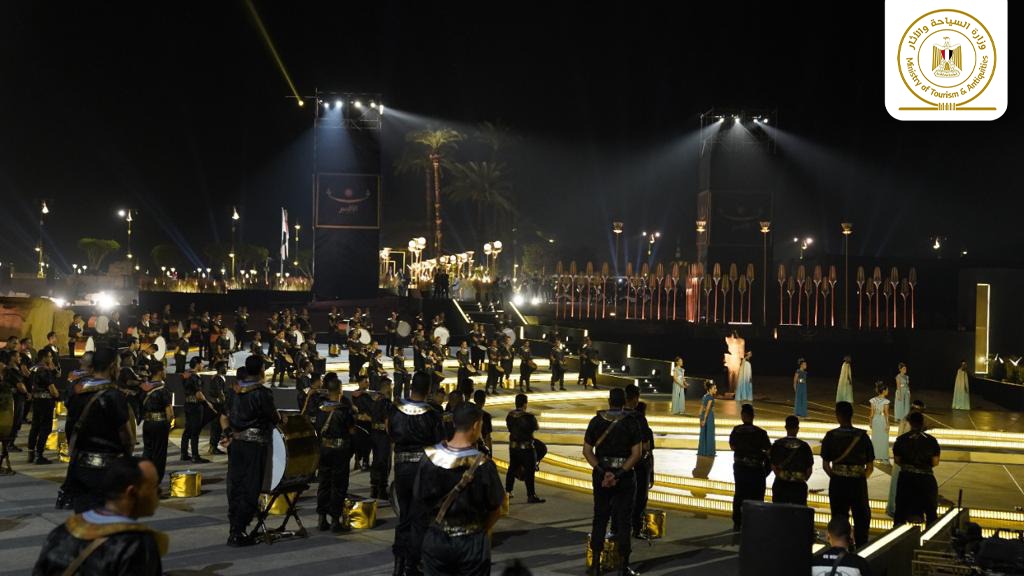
[697,382,717,457]
[836,355,853,404]
[793,358,808,417]
[671,356,687,415]
[893,363,911,422]
[869,381,891,463]
[735,350,753,403]
[952,360,971,410]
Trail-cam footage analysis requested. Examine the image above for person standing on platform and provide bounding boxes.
[351,375,373,472]
[385,311,399,357]
[5,349,29,452]
[728,403,770,531]
[518,341,535,393]
[625,388,654,538]
[180,358,208,464]
[472,389,492,455]
[501,335,515,390]
[140,362,173,488]
[26,349,59,464]
[670,357,686,415]
[221,355,280,547]
[770,415,814,506]
[393,349,410,401]
[416,403,504,576]
[68,314,84,358]
[314,373,354,533]
[369,380,394,500]
[893,362,911,423]
[505,393,545,503]
[549,340,566,391]
[389,373,444,576]
[821,401,874,550]
[886,400,925,518]
[892,411,940,526]
[697,382,717,457]
[869,382,891,464]
[836,355,854,404]
[952,360,971,410]
[205,360,228,456]
[485,339,502,395]
[583,388,642,576]
[793,358,809,418]
[735,350,753,403]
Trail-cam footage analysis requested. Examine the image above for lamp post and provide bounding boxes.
[293,223,301,269]
[643,231,660,258]
[230,207,239,280]
[760,221,771,326]
[37,201,49,279]
[841,223,853,329]
[795,236,813,260]
[117,209,134,263]
[483,243,493,279]
[492,241,503,278]
[612,221,624,275]
[695,219,707,271]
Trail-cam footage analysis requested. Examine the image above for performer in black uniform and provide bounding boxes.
[140,361,173,487]
[770,415,814,506]
[350,375,373,472]
[500,335,514,389]
[5,349,29,452]
[485,339,501,395]
[728,403,771,531]
[180,358,208,463]
[221,355,280,546]
[205,360,228,456]
[505,393,545,503]
[270,331,289,387]
[416,403,504,576]
[314,372,354,533]
[34,456,165,576]
[623,386,654,538]
[892,411,941,526]
[517,342,535,393]
[456,341,473,397]
[393,349,410,401]
[821,401,875,550]
[369,379,394,499]
[68,314,84,358]
[27,349,59,464]
[469,325,485,371]
[389,372,445,576]
[472,389,492,455]
[550,340,566,391]
[65,348,133,513]
[385,311,399,357]
[583,388,642,576]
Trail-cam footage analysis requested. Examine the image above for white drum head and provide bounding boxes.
[396,320,411,338]
[501,327,516,344]
[358,328,371,345]
[267,427,286,492]
[293,329,305,346]
[433,326,450,346]
[153,336,167,361]
[224,329,237,351]
[95,316,110,335]
[85,337,96,353]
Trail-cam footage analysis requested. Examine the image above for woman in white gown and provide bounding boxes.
[952,360,971,410]
[836,355,853,404]
[671,357,687,414]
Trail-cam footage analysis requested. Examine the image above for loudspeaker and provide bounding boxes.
[739,501,814,576]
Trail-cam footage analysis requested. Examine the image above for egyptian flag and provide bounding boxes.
[281,208,289,260]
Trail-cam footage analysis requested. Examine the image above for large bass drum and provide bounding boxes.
[432,326,450,346]
[151,336,168,361]
[263,414,320,493]
[396,320,411,338]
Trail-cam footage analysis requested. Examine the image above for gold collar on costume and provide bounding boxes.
[398,400,430,416]
[424,443,484,469]
[599,409,627,422]
[508,410,531,419]
[65,514,169,557]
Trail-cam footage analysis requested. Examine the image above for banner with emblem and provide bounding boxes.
[315,173,381,229]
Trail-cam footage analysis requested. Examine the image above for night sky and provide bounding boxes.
[2,2,1022,276]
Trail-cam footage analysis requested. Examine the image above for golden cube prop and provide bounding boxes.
[46,430,64,451]
[500,491,510,516]
[644,509,666,539]
[344,497,378,529]
[585,534,621,570]
[169,470,202,497]
[259,492,299,516]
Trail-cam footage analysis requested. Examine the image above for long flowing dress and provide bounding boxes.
[735,360,753,403]
[697,393,716,456]
[671,365,686,414]
[794,369,808,417]
[836,361,853,404]
[952,368,971,410]
[870,396,890,462]
[893,373,911,421]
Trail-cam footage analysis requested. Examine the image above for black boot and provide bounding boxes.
[331,515,351,533]
[619,555,639,576]
[392,557,405,576]
[318,514,330,531]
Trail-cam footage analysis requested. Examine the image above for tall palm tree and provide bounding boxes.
[448,161,516,237]
[406,128,463,256]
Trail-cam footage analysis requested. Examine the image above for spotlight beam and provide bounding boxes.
[244,0,303,105]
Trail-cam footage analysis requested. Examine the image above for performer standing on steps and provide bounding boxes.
[314,372,354,533]
[549,340,566,391]
[140,361,173,488]
[505,394,545,503]
[769,415,814,506]
[728,403,771,531]
[26,348,59,465]
[180,358,208,464]
[518,342,535,393]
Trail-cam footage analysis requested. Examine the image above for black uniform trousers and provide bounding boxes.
[421,526,491,576]
[10,395,26,443]
[142,421,170,484]
[502,360,513,384]
[69,458,113,513]
[174,353,186,375]
[771,478,808,506]
[227,439,267,536]
[393,372,408,401]
[369,431,392,497]
[393,459,428,565]
[486,367,500,394]
[828,476,871,549]
[505,447,537,496]
[631,462,651,534]
[732,464,767,528]
[470,347,483,370]
[28,399,55,457]
[551,367,564,390]
[204,404,223,451]
[181,402,203,458]
[385,333,395,357]
[272,358,287,386]
[316,445,352,517]
[893,471,938,526]
[519,367,534,391]
[352,425,371,467]
[590,468,635,559]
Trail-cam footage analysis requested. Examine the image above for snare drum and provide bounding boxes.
[263,416,320,493]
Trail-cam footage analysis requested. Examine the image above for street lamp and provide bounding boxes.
[117,209,134,263]
[841,222,853,328]
[37,201,49,279]
[492,241,503,277]
[760,221,771,326]
[293,223,301,268]
[231,206,240,280]
[612,221,624,274]
[795,236,813,260]
[643,231,660,257]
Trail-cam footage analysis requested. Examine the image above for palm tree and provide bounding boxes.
[406,128,463,256]
[448,161,516,237]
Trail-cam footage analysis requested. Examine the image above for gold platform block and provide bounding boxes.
[55,401,67,417]
[259,492,298,515]
[170,470,202,497]
[585,534,621,570]
[644,509,666,539]
[46,430,64,451]
[500,491,510,516]
[344,497,378,529]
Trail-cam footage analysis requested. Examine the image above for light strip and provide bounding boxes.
[452,299,471,324]
[507,301,528,325]
[920,508,961,545]
[859,523,915,558]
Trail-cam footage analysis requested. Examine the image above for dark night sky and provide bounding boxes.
[1,1,1022,275]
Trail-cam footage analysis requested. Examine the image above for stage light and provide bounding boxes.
[335,100,342,109]
[50,297,67,308]
[232,207,240,221]
[793,237,799,243]
[933,238,942,250]
[297,99,304,107]
[805,237,813,244]
[94,292,118,311]
[763,118,769,124]
[512,294,525,306]
[379,104,384,115]
[370,101,376,108]
[41,202,49,215]
[530,297,541,306]
[962,250,968,256]
[354,100,363,109]
[323,101,329,110]
[733,115,740,121]
[117,209,126,218]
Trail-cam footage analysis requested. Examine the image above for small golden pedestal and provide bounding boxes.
[55,401,67,417]
[46,430,64,451]
[259,492,298,515]
[644,509,666,539]
[169,470,202,497]
[344,498,378,529]
[585,534,621,570]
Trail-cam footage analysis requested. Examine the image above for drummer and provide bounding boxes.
[68,314,85,358]
[348,329,366,384]
[350,375,373,472]
[385,311,399,357]
[392,349,409,401]
[501,334,515,389]
[314,372,354,533]
[221,354,280,547]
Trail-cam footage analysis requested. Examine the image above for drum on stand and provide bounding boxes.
[357,328,371,345]
[223,328,237,352]
[292,330,305,346]
[396,320,411,338]
[501,327,516,344]
[152,336,168,361]
[95,316,110,335]
[263,415,320,493]
[84,336,96,353]
[433,326,450,346]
